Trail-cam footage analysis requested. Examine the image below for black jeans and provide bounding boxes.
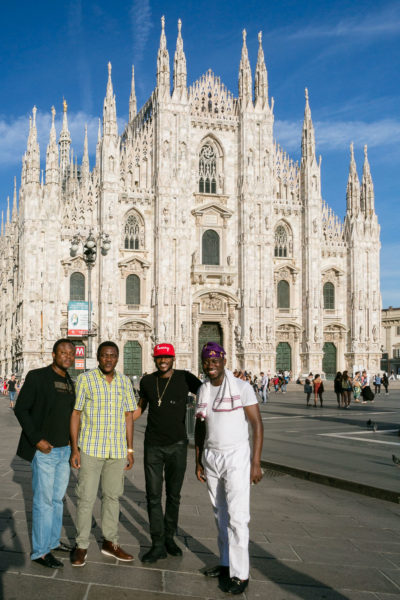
[144,439,188,547]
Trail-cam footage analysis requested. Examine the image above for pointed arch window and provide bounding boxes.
[126,274,140,305]
[202,229,220,265]
[124,213,142,249]
[323,282,335,310]
[274,225,288,257]
[277,280,290,309]
[70,272,85,301]
[199,144,217,194]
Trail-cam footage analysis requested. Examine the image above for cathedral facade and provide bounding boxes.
[0,18,382,378]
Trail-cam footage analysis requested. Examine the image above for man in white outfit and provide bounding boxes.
[260,371,269,404]
[195,342,264,595]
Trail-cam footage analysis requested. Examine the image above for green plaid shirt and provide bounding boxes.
[75,368,137,458]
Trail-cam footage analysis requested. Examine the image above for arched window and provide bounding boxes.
[274,225,288,257]
[323,282,335,309]
[126,274,140,305]
[199,144,217,194]
[202,230,220,265]
[124,214,141,249]
[70,272,85,301]
[277,280,290,309]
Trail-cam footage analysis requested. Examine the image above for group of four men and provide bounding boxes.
[14,338,263,596]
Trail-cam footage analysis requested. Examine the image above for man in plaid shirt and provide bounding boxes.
[70,341,137,567]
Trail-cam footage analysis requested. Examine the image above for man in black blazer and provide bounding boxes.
[15,339,76,569]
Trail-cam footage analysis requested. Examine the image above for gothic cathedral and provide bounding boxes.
[0,18,382,378]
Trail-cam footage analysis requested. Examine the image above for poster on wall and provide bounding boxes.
[68,301,89,337]
[74,344,85,370]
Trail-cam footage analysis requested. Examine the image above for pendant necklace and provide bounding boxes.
[156,372,173,407]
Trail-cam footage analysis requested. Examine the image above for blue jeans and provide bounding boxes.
[262,386,268,403]
[31,446,71,560]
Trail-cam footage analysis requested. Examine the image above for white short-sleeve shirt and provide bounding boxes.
[205,377,258,452]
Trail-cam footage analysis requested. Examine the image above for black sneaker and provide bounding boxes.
[227,577,249,595]
[141,546,167,563]
[33,552,63,569]
[165,538,183,556]
[203,565,229,578]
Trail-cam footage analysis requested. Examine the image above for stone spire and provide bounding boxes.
[360,144,375,216]
[254,31,268,108]
[1,211,3,236]
[172,18,187,98]
[59,99,71,176]
[25,106,40,184]
[301,88,316,164]
[157,16,170,97]
[46,106,59,185]
[238,29,252,107]
[6,196,10,225]
[95,118,102,169]
[12,177,17,221]
[346,142,360,215]
[103,62,118,137]
[81,124,89,182]
[129,65,137,122]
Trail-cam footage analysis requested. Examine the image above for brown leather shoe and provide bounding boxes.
[101,540,134,562]
[71,547,87,567]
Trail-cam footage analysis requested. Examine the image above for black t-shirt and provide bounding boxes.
[42,370,75,447]
[8,379,17,392]
[139,370,201,446]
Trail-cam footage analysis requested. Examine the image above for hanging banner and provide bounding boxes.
[68,301,89,337]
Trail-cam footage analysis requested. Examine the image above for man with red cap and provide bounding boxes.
[195,342,264,595]
[133,342,201,563]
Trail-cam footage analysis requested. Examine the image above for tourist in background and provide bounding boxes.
[341,371,353,408]
[333,372,343,408]
[373,374,382,395]
[382,373,389,395]
[312,374,324,407]
[304,378,312,407]
[353,372,362,403]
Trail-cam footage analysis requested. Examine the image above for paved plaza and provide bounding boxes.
[1,384,400,599]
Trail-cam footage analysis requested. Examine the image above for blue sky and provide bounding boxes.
[0,0,399,306]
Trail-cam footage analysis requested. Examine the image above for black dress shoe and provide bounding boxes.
[203,565,229,578]
[165,538,183,556]
[227,577,249,595]
[53,541,74,552]
[141,546,167,563]
[33,552,63,569]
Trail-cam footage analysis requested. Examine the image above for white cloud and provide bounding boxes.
[0,109,126,168]
[275,118,400,153]
[130,0,153,65]
[287,4,400,40]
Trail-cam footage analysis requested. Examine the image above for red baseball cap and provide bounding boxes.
[153,343,175,357]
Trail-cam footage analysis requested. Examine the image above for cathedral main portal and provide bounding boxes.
[198,322,223,373]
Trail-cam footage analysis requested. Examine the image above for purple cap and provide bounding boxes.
[201,341,226,359]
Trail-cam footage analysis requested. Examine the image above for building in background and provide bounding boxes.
[0,18,382,378]
[381,307,400,376]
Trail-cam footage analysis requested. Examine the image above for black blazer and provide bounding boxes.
[14,365,74,462]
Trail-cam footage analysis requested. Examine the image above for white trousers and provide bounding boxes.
[203,443,250,580]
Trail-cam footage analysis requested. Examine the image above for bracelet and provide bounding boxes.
[127,449,134,453]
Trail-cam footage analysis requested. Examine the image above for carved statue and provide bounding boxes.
[191,250,198,266]
[227,255,232,266]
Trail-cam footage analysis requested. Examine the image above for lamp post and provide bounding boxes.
[70,231,111,359]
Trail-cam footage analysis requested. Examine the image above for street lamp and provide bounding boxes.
[69,230,111,360]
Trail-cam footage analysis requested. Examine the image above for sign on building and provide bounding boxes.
[74,344,85,371]
[68,301,89,337]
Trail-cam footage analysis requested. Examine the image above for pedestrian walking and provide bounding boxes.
[313,374,324,407]
[304,378,312,406]
[361,370,374,403]
[14,339,76,568]
[333,371,343,407]
[373,374,382,395]
[70,341,137,567]
[195,342,263,596]
[133,342,201,563]
[260,372,268,404]
[382,373,389,395]
[7,374,17,409]
[353,371,362,402]
[341,371,353,408]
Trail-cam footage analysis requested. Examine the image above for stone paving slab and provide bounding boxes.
[1,398,400,599]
